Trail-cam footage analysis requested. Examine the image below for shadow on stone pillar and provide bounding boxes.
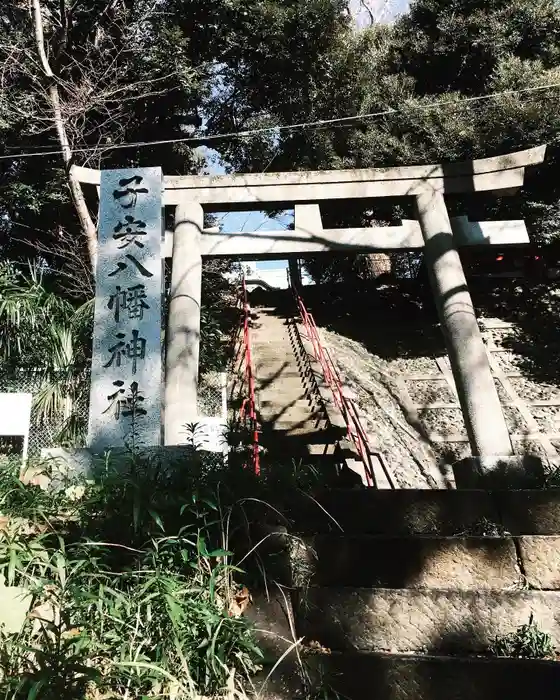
[164,201,203,445]
[415,189,545,487]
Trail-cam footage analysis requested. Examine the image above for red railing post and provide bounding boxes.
[288,280,383,487]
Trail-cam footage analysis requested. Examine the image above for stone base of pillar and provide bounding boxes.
[453,455,545,490]
[32,443,227,490]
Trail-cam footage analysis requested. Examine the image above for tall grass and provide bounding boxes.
[0,456,263,699]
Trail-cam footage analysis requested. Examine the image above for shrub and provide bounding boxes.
[0,457,263,699]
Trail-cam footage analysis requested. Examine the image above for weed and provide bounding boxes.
[453,517,508,537]
[490,614,555,659]
[0,457,263,699]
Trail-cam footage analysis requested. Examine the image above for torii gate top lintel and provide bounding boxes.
[74,145,545,209]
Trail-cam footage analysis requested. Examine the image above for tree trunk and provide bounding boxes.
[32,0,97,272]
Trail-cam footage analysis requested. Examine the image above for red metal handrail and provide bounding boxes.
[290,283,379,487]
[238,275,260,475]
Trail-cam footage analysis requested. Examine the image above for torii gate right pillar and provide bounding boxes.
[416,190,518,470]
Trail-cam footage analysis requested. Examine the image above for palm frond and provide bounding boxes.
[0,261,93,446]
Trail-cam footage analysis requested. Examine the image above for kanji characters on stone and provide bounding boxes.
[103,329,147,374]
[108,284,150,322]
[112,175,149,209]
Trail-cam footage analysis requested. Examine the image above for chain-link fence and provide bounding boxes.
[197,372,227,419]
[0,369,90,456]
[0,369,226,456]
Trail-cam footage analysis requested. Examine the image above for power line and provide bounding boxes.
[1,81,560,162]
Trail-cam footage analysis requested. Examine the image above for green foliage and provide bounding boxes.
[0,262,92,446]
[0,458,263,698]
[0,0,348,294]
[4,0,560,294]
[200,260,242,374]
[391,0,560,96]
[490,614,555,659]
[252,0,560,283]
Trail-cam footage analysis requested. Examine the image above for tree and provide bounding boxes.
[0,1,351,442]
[250,0,560,282]
[1,0,350,295]
[1,0,206,288]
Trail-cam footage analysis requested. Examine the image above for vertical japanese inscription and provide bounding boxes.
[88,168,162,450]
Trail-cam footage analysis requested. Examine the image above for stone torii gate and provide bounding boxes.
[74,145,546,481]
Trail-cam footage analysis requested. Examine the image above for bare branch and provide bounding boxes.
[358,0,375,26]
[2,0,198,284]
[31,0,97,270]
[11,223,94,301]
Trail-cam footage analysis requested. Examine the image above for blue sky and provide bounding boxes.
[207,0,410,270]
[350,0,410,28]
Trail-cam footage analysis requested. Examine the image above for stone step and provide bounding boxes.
[279,489,500,536]
[292,535,522,590]
[261,404,323,421]
[253,343,292,351]
[299,651,560,700]
[271,415,328,430]
[258,405,324,422]
[257,387,308,399]
[268,423,329,437]
[266,424,342,441]
[498,489,560,534]
[259,398,314,410]
[256,381,306,395]
[246,594,560,699]
[295,588,560,653]
[252,337,291,345]
[275,489,560,537]
[255,367,302,380]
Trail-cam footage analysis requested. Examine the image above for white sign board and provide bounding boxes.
[0,393,32,436]
[88,168,163,450]
[0,392,32,461]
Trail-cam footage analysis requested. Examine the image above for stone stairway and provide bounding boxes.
[250,304,350,474]
[246,488,560,699]
[241,293,560,698]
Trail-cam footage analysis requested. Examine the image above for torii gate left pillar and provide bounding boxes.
[164,201,203,445]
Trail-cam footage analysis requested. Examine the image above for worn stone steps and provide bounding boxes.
[247,591,560,699]
[278,489,498,535]
[296,533,560,590]
[301,652,560,700]
[250,306,352,484]
[295,588,560,654]
[274,488,560,536]
[292,535,522,589]
[256,374,307,390]
[273,416,330,431]
[253,362,295,372]
[265,425,344,443]
[243,300,560,694]
[259,398,316,410]
[261,406,325,425]
[240,488,560,696]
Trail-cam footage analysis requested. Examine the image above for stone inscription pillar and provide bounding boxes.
[88,167,162,451]
[164,200,203,445]
[415,189,513,458]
